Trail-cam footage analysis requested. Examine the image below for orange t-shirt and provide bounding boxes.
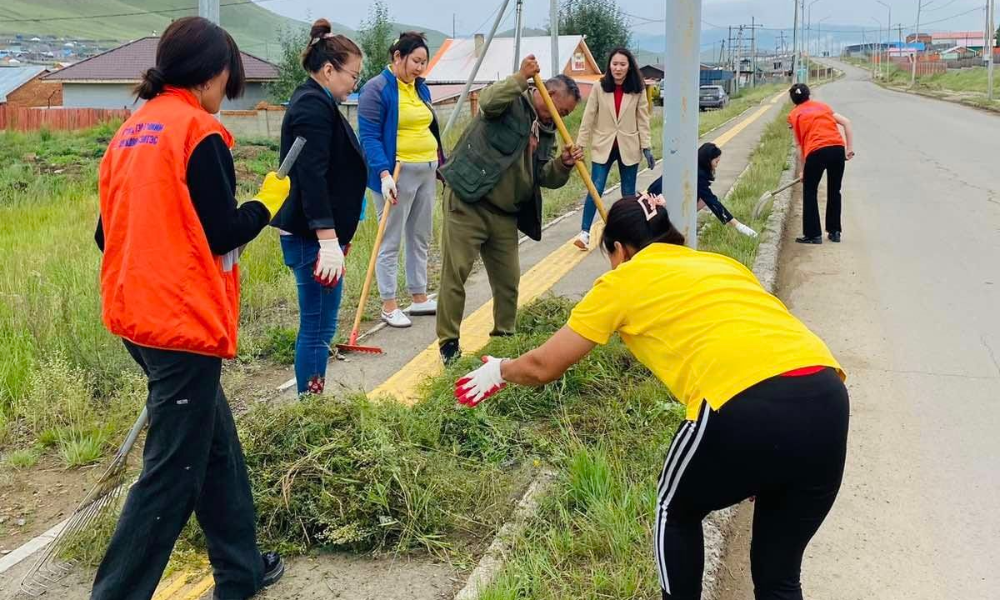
[788,100,844,159]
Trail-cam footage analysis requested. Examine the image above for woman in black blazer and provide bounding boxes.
[270,19,367,395]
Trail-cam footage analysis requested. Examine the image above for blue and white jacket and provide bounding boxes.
[357,68,446,193]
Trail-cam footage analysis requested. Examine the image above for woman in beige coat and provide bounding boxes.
[574,47,652,249]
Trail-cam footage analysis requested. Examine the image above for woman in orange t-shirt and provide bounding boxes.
[787,83,854,244]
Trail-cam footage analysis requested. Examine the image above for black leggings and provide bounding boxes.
[655,368,849,600]
[802,145,846,238]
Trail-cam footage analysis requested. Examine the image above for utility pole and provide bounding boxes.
[662,0,701,248]
[735,25,743,93]
[444,0,512,136]
[550,0,559,77]
[751,17,757,88]
[988,0,995,101]
[513,0,524,72]
[792,0,801,82]
[198,0,219,24]
[453,14,456,39]
[911,0,932,88]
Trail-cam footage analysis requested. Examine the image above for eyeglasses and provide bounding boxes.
[342,68,360,83]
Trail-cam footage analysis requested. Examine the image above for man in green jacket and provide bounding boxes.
[437,55,584,363]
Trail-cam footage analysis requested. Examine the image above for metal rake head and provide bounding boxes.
[19,407,147,596]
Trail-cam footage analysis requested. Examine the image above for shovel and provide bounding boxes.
[532,74,608,224]
[751,176,802,220]
[336,162,402,354]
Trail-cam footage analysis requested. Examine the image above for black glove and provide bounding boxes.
[643,148,655,170]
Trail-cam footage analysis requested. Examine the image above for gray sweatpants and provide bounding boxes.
[372,160,438,301]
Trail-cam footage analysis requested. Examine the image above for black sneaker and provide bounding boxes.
[828,231,841,243]
[440,339,461,366]
[262,552,285,588]
[795,235,823,244]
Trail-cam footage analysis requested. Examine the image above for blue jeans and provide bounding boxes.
[280,235,344,394]
[581,147,638,233]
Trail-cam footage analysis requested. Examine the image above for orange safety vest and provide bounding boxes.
[98,87,241,359]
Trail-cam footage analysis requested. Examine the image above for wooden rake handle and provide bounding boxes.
[350,162,402,337]
[532,74,608,224]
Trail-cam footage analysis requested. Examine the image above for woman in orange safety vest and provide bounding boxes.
[93,17,287,600]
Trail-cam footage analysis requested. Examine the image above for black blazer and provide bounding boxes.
[271,78,367,244]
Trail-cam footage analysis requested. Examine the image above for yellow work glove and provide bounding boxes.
[253,171,291,219]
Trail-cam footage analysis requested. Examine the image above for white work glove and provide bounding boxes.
[380,171,398,204]
[313,238,345,287]
[455,356,507,407]
[731,220,758,238]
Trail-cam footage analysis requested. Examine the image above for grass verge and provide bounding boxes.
[61,103,795,591]
[0,87,784,457]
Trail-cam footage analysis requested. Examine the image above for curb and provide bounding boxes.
[452,469,557,600]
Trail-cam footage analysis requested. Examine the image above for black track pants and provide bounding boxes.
[655,368,849,600]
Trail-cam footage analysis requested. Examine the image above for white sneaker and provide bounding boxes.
[408,298,437,316]
[381,309,412,328]
[733,221,758,238]
[573,231,590,250]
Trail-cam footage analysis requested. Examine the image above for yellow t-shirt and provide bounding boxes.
[567,243,845,420]
[396,80,438,163]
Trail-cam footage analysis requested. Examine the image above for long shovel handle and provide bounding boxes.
[349,162,402,338]
[771,176,803,196]
[532,74,608,224]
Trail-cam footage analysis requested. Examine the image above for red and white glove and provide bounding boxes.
[455,356,507,407]
[314,238,345,287]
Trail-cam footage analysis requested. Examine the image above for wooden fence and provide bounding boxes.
[0,106,130,132]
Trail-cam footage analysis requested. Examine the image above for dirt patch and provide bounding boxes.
[713,502,754,600]
[256,552,461,600]
[0,457,101,554]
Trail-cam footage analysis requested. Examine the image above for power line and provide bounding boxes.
[625,6,985,35]
[0,0,286,25]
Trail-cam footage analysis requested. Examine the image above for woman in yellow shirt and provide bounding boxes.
[359,32,445,328]
[455,194,849,600]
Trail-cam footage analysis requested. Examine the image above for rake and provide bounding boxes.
[532,74,607,225]
[751,176,802,220]
[336,162,402,355]
[18,136,307,597]
[19,407,148,596]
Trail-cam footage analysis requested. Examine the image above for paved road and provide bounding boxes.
[720,61,1000,599]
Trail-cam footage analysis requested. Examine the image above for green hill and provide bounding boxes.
[0,1,448,61]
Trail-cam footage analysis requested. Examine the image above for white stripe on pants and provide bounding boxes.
[655,403,711,596]
[372,160,438,301]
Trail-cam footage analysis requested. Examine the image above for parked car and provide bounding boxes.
[699,85,729,110]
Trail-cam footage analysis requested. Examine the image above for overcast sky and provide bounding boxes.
[261,0,990,39]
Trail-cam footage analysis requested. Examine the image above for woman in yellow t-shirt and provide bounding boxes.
[455,194,850,600]
[358,32,444,328]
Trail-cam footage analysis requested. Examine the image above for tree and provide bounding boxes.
[357,0,395,89]
[267,24,309,104]
[557,0,631,69]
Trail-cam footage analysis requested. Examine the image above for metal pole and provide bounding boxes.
[735,26,742,93]
[199,0,219,24]
[989,0,995,101]
[513,0,524,72]
[444,0,512,137]
[752,17,757,87]
[550,0,560,76]
[662,0,701,248]
[911,0,923,87]
[792,0,801,82]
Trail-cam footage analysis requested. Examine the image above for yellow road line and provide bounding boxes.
[712,91,786,149]
[370,222,605,405]
[151,576,187,600]
[712,104,771,148]
[179,574,215,600]
[159,82,782,593]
